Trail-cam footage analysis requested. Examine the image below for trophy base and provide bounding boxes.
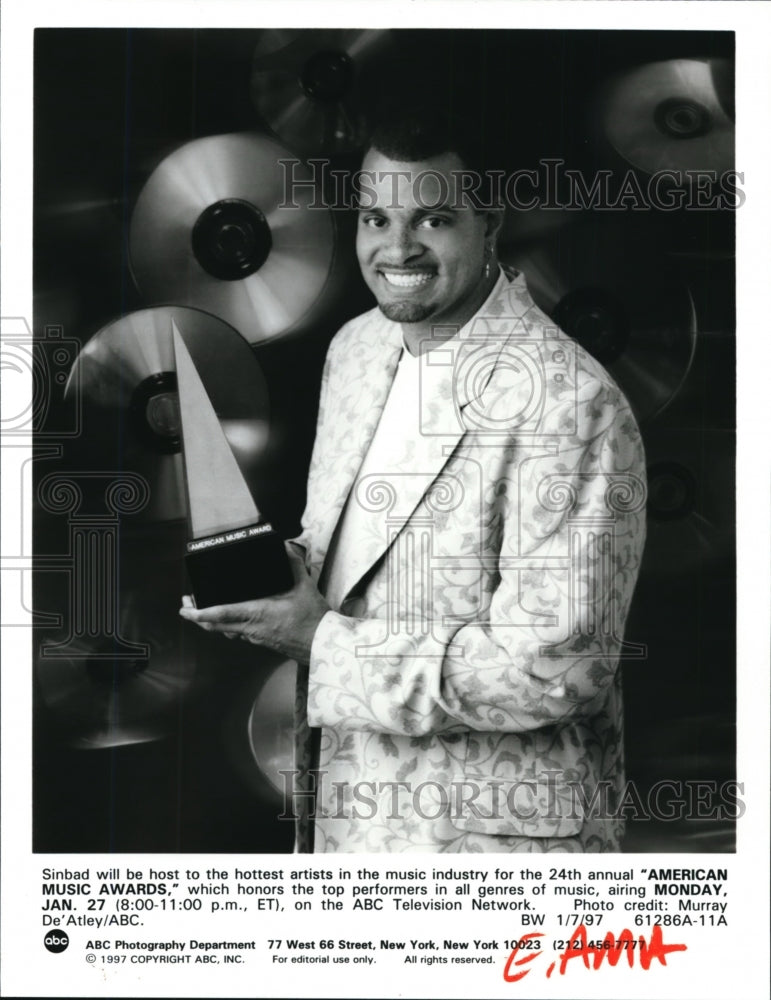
[185,523,293,608]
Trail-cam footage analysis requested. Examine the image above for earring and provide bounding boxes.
[483,243,493,279]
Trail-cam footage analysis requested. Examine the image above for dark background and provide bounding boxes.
[33,28,735,852]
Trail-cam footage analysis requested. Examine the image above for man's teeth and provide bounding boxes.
[381,271,434,288]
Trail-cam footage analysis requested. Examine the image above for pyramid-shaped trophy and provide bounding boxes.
[172,321,293,607]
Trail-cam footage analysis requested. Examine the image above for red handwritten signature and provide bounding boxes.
[503,925,687,982]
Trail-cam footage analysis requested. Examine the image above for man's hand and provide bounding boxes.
[179,543,330,664]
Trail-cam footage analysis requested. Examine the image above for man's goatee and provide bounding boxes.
[378,301,433,323]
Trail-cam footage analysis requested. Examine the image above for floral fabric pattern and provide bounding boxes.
[294,271,647,853]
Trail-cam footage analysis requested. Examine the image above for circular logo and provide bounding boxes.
[44,931,69,954]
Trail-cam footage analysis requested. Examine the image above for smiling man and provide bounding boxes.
[354,144,502,340]
[181,109,647,854]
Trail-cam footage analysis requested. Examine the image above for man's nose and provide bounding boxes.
[379,223,423,261]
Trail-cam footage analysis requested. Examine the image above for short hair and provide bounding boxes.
[366,107,480,166]
[364,106,501,210]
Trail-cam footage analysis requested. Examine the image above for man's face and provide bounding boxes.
[356,149,494,327]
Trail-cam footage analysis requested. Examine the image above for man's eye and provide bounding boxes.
[418,216,447,229]
[361,215,386,228]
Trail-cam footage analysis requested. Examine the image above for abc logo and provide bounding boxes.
[44,931,69,954]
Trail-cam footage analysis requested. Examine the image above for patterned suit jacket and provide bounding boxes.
[294,270,646,853]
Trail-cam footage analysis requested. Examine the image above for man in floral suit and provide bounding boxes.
[181,112,647,853]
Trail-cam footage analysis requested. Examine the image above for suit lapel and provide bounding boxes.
[324,353,467,605]
[318,270,536,604]
[311,312,403,578]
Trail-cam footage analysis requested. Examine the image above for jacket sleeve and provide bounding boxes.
[287,328,339,572]
[306,376,647,738]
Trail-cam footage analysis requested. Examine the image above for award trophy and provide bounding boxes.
[172,321,293,607]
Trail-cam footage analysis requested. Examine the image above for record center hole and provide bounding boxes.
[129,371,181,455]
[647,461,697,521]
[654,98,713,140]
[218,223,249,254]
[301,50,354,103]
[553,287,629,366]
[145,392,181,439]
[192,199,272,281]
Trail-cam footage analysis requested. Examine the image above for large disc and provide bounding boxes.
[129,132,335,342]
[600,58,734,176]
[502,222,697,422]
[65,306,271,522]
[250,29,390,154]
[36,587,196,749]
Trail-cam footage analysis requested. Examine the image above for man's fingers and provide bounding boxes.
[178,607,243,638]
[285,542,309,585]
[179,602,253,625]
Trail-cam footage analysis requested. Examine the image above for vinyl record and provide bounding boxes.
[502,222,697,422]
[222,655,296,804]
[65,306,271,522]
[129,132,335,342]
[250,29,390,154]
[600,58,734,176]
[641,427,733,577]
[36,588,195,749]
[247,658,296,799]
